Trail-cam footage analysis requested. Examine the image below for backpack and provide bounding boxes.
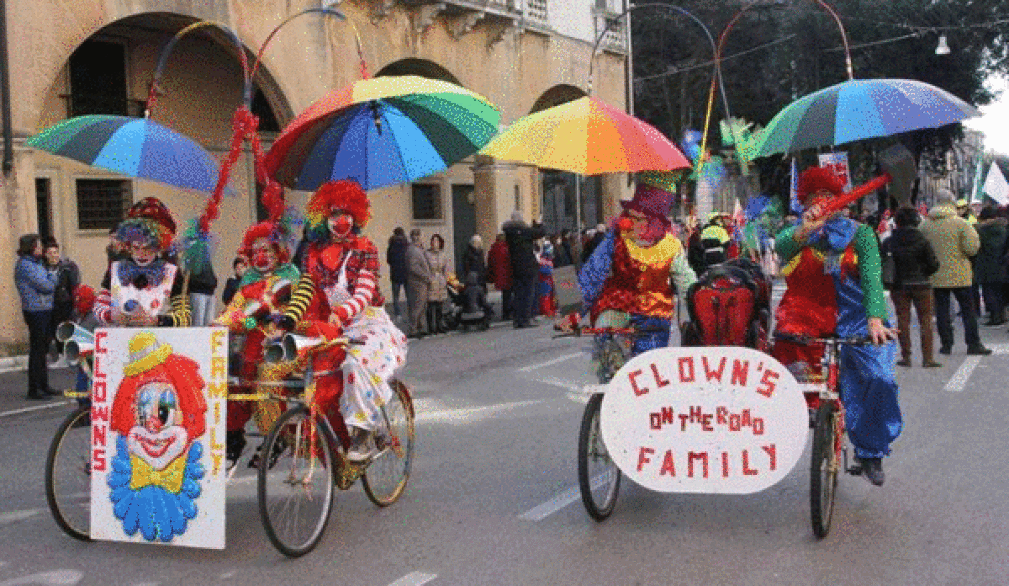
[684,260,767,348]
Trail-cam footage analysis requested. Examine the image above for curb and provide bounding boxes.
[0,355,28,373]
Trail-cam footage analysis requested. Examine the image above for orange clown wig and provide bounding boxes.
[304,180,371,241]
[110,332,208,440]
[796,166,846,208]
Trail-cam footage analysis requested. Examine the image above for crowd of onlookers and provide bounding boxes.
[15,189,1008,399]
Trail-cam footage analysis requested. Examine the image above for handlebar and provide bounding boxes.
[772,331,874,347]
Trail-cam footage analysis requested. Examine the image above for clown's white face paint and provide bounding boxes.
[127,381,190,470]
[249,237,278,273]
[129,241,158,266]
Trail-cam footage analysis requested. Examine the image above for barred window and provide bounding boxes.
[76,179,132,230]
[412,184,443,220]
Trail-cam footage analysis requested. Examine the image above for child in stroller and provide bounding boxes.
[446,271,493,331]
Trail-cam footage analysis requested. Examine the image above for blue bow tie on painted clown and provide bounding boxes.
[107,332,208,542]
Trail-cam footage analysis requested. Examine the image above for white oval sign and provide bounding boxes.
[600,346,808,494]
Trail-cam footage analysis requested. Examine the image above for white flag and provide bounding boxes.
[984,163,1009,205]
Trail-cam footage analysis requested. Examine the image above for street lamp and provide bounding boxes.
[935,35,951,55]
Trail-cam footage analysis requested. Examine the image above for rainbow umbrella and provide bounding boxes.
[481,96,691,175]
[264,75,501,191]
[26,115,223,193]
[755,78,981,157]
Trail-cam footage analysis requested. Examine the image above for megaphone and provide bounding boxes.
[65,339,94,366]
[263,340,287,364]
[282,334,326,362]
[56,321,92,344]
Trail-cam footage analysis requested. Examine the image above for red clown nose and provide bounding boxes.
[331,214,353,236]
[617,217,634,232]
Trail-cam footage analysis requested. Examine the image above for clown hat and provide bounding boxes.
[123,331,173,377]
[118,197,176,250]
[620,183,674,220]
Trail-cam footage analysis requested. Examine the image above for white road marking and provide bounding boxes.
[518,352,582,372]
[946,356,982,393]
[0,401,72,419]
[531,376,585,393]
[0,509,41,526]
[388,572,437,586]
[415,400,543,425]
[989,342,1009,355]
[518,485,581,521]
[0,570,83,586]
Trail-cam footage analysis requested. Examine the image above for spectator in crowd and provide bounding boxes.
[581,224,606,264]
[881,207,941,368]
[14,234,59,400]
[463,234,487,286]
[42,237,79,354]
[974,206,1007,326]
[186,255,218,327]
[426,233,450,334]
[553,232,572,268]
[487,232,512,321]
[502,211,544,329]
[956,199,978,224]
[920,189,990,355]
[221,256,248,306]
[406,228,432,338]
[386,227,409,318]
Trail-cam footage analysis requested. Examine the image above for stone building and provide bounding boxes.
[0,0,631,349]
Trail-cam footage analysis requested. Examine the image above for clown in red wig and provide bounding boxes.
[94,197,191,328]
[577,180,697,378]
[280,180,408,462]
[213,221,300,466]
[772,165,900,486]
[107,332,208,542]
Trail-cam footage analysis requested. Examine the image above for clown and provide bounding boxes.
[577,182,697,375]
[107,332,208,542]
[94,198,191,327]
[213,221,300,465]
[772,166,901,486]
[279,180,408,462]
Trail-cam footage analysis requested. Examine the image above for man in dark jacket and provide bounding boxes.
[881,207,941,367]
[974,207,1007,325]
[42,237,79,354]
[386,227,409,318]
[502,211,544,328]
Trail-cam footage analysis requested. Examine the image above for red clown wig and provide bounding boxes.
[240,221,290,263]
[305,180,371,241]
[110,333,207,440]
[796,166,846,207]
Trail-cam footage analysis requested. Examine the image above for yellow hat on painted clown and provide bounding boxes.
[123,332,173,377]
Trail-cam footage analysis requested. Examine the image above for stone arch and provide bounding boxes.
[34,11,291,134]
[373,58,463,87]
[529,84,587,114]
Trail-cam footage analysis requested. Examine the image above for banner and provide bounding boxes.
[818,152,853,192]
[600,346,808,494]
[90,327,228,549]
[984,162,1009,205]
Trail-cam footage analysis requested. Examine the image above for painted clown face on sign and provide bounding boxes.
[127,381,189,471]
[108,332,209,542]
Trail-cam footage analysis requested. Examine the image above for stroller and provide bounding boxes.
[680,257,771,351]
[445,272,493,332]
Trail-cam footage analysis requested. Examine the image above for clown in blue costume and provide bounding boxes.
[108,332,208,542]
[772,166,901,486]
[576,181,696,379]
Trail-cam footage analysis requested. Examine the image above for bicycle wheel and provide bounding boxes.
[45,406,92,542]
[578,393,620,521]
[810,402,838,539]
[258,405,336,558]
[362,379,415,507]
[597,336,628,384]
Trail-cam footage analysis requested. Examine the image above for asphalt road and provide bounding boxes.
[1,304,1008,586]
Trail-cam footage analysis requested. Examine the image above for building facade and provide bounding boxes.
[0,0,631,350]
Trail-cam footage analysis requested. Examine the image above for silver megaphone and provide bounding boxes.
[282,334,326,362]
[263,340,287,364]
[56,321,93,344]
[65,340,94,366]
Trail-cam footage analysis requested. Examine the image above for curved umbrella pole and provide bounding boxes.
[249,7,359,82]
[587,3,732,176]
[147,21,251,117]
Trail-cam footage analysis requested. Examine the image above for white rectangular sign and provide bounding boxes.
[90,327,228,549]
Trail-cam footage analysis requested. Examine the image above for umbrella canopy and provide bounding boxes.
[755,78,981,157]
[481,96,691,175]
[26,115,223,193]
[264,75,501,191]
